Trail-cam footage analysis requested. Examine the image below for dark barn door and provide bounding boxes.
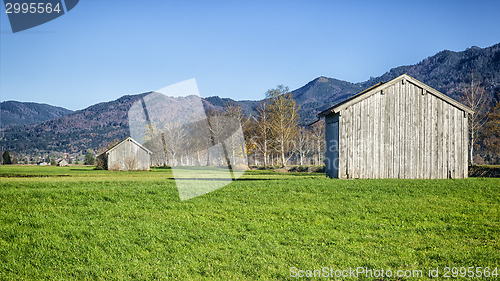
[326,121,339,178]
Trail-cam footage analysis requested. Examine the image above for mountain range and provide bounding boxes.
[0,101,73,129]
[1,43,499,155]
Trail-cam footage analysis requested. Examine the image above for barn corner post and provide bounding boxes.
[465,110,470,178]
[468,111,474,167]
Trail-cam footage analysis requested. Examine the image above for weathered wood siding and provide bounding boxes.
[329,79,468,179]
[108,139,151,171]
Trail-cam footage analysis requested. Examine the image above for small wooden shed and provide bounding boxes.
[57,159,68,166]
[318,74,473,179]
[98,137,152,171]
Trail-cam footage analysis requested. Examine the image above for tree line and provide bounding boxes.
[136,85,325,168]
[243,85,325,167]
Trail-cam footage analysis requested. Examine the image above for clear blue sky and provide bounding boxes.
[1,0,499,110]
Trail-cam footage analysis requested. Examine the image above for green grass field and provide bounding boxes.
[1,166,499,280]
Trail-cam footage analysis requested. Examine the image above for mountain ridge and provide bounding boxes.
[0,101,73,129]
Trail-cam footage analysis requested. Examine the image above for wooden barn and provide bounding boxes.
[97,137,152,171]
[318,74,473,179]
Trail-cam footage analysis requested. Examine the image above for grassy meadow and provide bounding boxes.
[0,165,499,280]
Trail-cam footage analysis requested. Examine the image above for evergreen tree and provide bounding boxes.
[84,152,95,165]
[2,150,12,165]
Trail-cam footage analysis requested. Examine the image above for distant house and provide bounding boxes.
[57,159,68,166]
[318,74,473,179]
[97,137,152,171]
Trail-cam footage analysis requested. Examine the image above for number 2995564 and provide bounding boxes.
[5,2,62,14]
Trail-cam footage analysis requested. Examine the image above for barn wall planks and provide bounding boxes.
[333,78,468,179]
[106,138,151,171]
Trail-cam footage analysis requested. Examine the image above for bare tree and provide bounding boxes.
[224,102,245,125]
[267,85,300,166]
[143,123,166,166]
[310,119,325,166]
[294,126,311,165]
[205,108,238,168]
[162,122,187,166]
[144,121,187,167]
[224,103,247,166]
[460,75,490,165]
[242,118,258,165]
[252,101,271,166]
[189,118,212,166]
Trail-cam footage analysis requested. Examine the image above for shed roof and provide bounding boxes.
[103,137,153,155]
[318,74,474,117]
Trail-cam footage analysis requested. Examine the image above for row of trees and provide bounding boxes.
[142,107,247,168]
[0,150,91,165]
[136,85,325,168]
[243,85,324,167]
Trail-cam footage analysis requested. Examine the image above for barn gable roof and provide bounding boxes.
[318,74,474,117]
[104,137,153,155]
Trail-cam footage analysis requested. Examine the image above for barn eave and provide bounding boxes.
[104,137,153,155]
[318,74,474,117]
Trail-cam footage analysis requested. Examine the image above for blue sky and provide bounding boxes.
[1,0,499,110]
